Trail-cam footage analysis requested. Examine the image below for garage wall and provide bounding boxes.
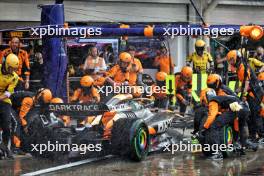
[0,0,188,70]
[0,0,187,22]
[63,1,187,22]
[207,5,264,25]
[0,1,51,22]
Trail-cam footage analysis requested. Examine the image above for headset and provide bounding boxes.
[34,88,46,104]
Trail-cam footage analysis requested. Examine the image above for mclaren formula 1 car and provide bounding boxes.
[21,94,176,161]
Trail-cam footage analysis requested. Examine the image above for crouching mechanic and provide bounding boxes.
[0,53,19,159]
[253,72,264,142]
[10,89,53,154]
[175,66,193,116]
[200,89,250,159]
[10,90,35,155]
[50,98,71,127]
[127,46,144,86]
[151,72,169,109]
[71,75,100,103]
[206,74,252,150]
[102,52,132,100]
[14,89,53,136]
[227,50,264,142]
[105,52,131,86]
[193,74,236,135]
[71,76,100,126]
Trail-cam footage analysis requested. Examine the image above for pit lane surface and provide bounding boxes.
[1,149,264,176]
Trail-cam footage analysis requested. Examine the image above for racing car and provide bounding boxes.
[21,94,176,161]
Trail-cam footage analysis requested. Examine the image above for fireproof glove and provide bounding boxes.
[261,102,264,109]
[229,102,242,112]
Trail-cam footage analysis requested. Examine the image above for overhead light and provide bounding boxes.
[250,26,263,41]
[240,25,264,41]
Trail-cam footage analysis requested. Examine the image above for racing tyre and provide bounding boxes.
[28,117,52,158]
[22,112,43,154]
[220,126,234,158]
[50,128,73,161]
[201,126,234,157]
[111,118,149,161]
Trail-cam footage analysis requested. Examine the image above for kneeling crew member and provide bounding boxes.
[50,97,71,126]
[201,91,250,159]
[18,88,53,134]
[152,72,169,109]
[175,66,193,116]
[106,52,131,86]
[10,90,35,154]
[71,75,100,103]
[206,74,249,150]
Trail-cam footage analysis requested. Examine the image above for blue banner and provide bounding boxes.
[41,4,68,101]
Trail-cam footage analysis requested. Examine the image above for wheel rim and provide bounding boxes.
[134,127,148,158]
[225,127,233,145]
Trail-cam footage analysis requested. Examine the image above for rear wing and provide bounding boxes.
[46,103,109,117]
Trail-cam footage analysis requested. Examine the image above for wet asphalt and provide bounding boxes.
[1,149,264,176]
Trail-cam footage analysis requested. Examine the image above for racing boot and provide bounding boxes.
[245,139,258,152]
[233,142,246,156]
[0,151,3,159]
[0,145,4,159]
[207,151,223,160]
[0,144,14,159]
[6,148,14,159]
[2,137,14,159]
[240,148,246,156]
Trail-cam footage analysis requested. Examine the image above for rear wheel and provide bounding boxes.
[111,118,149,161]
[201,126,234,157]
[221,126,234,158]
